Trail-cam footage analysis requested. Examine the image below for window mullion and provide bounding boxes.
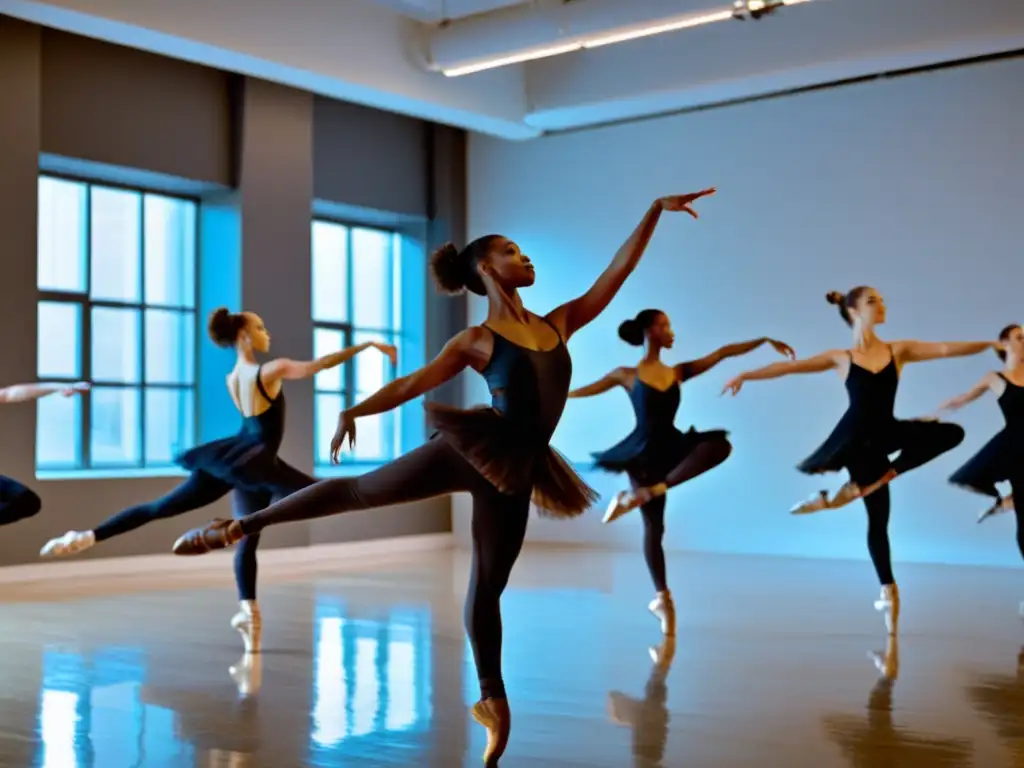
[81,187,93,470]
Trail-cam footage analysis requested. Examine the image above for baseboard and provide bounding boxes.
[0,532,454,586]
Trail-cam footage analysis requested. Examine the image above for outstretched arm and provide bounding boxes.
[722,350,841,395]
[568,368,630,399]
[936,372,997,414]
[894,339,998,365]
[262,341,397,385]
[546,189,715,341]
[678,337,794,380]
[0,381,89,404]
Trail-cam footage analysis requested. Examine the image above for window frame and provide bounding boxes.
[311,217,402,466]
[36,172,200,474]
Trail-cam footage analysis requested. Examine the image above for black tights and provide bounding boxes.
[848,420,965,586]
[93,464,314,600]
[632,436,733,593]
[235,437,530,701]
[0,476,42,527]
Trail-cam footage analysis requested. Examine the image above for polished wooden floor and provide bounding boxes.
[1,545,1023,767]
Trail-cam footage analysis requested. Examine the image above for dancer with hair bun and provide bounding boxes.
[0,380,89,525]
[40,307,394,655]
[722,286,1001,634]
[568,309,792,635]
[169,188,716,766]
[940,324,1023,572]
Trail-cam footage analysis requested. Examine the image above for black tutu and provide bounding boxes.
[949,429,1019,492]
[176,436,293,491]
[0,475,42,526]
[426,403,597,519]
[593,426,728,485]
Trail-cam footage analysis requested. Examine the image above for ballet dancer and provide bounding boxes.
[170,188,717,766]
[941,323,1021,528]
[722,286,1001,634]
[40,307,396,654]
[0,380,89,525]
[567,309,793,634]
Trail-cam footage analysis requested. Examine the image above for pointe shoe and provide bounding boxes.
[648,592,676,637]
[40,530,96,558]
[978,496,1013,524]
[649,636,677,668]
[874,584,900,635]
[471,697,511,766]
[603,484,665,524]
[229,653,263,697]
[231,601,262,655]
[869,636,899,679]
[172,519,241,555]
[790,490,831,515]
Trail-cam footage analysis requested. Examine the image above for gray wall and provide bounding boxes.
[461,56,1024,569]
[0,18,465,567]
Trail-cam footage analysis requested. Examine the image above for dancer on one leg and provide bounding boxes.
[722,286,1000,634]
[170,188,716,766]
[0,381,89,525]
[567,309,793,634]
[41,307,395,653]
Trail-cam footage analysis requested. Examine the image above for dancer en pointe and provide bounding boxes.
[40,307,395,654]
[722,286,1001,634]
[170,188,716,767]
[568,309,793,635]
[940,324,1023,595]
[0,381,89,525]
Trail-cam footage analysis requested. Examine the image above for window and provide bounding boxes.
[312,220,402,464]
[36,176,198,473]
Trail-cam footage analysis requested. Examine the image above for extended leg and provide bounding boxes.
[230,488,271,654]
[465,485,530,767]
[41,471,231,557]
[863,485,900,635]
[891,420,965,476]
[637,490,675,636]
[173,438,478,554]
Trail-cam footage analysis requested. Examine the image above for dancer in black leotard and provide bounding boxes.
[170,188,716,766]
[0,380,89,525]
[568,309,793,634]
[941,323,1022,543]
[722,286,1000,634]
[40,307,395,654]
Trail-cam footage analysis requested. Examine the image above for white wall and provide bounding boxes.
[457,57,1024,570]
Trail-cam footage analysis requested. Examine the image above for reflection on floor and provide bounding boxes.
[1,546,1023,766]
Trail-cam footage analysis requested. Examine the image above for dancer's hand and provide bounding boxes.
[61,382,90,397]
[657,188,716,219]
[372,342,398,366]
[330,411,356,464]
[721,374,745,396]
[767,339,796,359]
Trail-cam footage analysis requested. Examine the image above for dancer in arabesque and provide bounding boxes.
[568,308,793,635]
[170,188,716,766]
[0,380,89,525]
[41,307,395,656]
[722,286,1001,634]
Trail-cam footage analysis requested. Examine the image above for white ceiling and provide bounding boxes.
[1,0,1021,141]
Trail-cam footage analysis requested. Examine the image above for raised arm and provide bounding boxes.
[0,381,89,404]
[546,189,715,341]
[330,328,487,462]
[936,372,998,414]
[568,367,630,399]
[262,341,397,385]
[678,337,794,380]
[722,350,841,395]
[894,339,999,365]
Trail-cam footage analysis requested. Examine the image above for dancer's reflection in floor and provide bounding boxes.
[607,639,675,767]
[142,654,262,768]
[965,645,1024,764]
[824,637,972,767]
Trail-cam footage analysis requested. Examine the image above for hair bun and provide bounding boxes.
[825,291,844,305]
[207,306,246,347]
[617,318,644,346]
[429,242,468,295]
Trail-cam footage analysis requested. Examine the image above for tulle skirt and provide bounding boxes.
[593,426,729,485]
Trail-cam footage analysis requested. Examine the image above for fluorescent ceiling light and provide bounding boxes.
[443,42,582,76]
[583,10,734,48]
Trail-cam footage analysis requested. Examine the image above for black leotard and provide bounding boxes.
[427,317,596,517]
[592,377,727,485]
[949,373,1024,496]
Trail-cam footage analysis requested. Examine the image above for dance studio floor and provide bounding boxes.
[0,545,1022,767]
